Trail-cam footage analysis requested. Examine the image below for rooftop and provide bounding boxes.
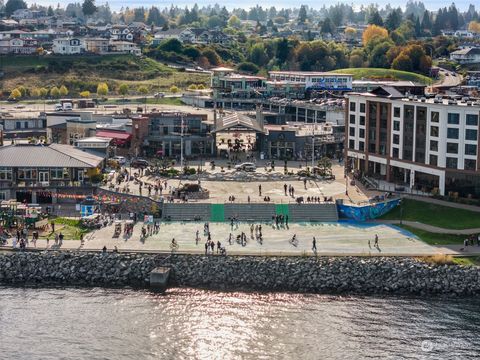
[269,71,353,77]
[0,144,104,168]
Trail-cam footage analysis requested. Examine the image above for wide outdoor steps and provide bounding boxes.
[224,203,276,221]
[287,203,339,222]
[162,203,211,221]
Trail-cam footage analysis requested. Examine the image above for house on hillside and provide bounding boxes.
[450,47,480,64]
[83,37,109,54]
[52,38,83,55]
[0,38,38,54]
[109,40,141,56]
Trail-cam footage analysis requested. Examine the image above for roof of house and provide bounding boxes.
[213,112,264,133]
[0,144,104,168]
[452,47,480,55]
[96,130,132,141]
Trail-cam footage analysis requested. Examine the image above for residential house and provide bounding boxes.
[109,40,141,56]
[52,38,83,55]
[0,19,18,27]
[0,38,38,54]
[83,37,109,54]
[152,28,186,45]
[450,47,480,64]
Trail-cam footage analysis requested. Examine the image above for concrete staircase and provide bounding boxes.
[162,203,211,221]
[224,203,276,221]
[287,203,338,222]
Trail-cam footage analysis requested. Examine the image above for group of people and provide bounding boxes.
[272,214,289,227]
[283,184,296,197]
[462,234,480,250]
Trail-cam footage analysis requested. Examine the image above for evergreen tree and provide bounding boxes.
[298,5,307,24]
[82,0,96,17]
[385,8,402,31]
[368,10,383,26]
[5,0,27,17]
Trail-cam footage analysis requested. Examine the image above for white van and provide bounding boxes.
[63,102,73,111]
[54,103,63,111]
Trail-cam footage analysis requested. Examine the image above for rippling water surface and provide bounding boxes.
[0,287,479,359]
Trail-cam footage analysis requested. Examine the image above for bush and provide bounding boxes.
[237,62,260,74]
[183,167,196,175]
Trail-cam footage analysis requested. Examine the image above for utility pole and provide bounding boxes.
[180,114,184,171]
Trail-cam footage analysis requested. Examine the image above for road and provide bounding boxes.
[433,67,463,89]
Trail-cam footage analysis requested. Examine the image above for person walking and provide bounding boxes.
[284,183,288,195]
[312,237,317,253]
[303,178,307,189]
[374,234,379,248]
[258,184,262,196]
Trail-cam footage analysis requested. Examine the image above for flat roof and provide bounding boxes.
[269,71,352,77]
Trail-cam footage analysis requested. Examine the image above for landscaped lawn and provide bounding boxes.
[397,224,467,245]
[331,68,433,85]
[380,199,480,230]
[452,256,480,266]
[38,218,89,241]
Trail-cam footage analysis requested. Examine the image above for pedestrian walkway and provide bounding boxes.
[2,221,443,257]
[405,195,480,213]
[373,220,480,235]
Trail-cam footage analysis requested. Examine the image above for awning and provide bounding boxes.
[96,130,132,145]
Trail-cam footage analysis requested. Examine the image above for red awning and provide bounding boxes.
[96,130,132,141]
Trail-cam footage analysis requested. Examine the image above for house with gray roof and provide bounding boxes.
[0,143,105,203]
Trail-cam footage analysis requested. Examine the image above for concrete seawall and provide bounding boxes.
[0,252,479,296]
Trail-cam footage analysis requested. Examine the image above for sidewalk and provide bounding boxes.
[372,219,480,235]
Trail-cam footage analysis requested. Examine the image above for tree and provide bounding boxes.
[118,84,129,96]
[316,156,332,176]
[39,88,48,98]
[170,85,179,93]
[147,6,166,26]
[79,91,91,98]
[59,85,69,97]
[298,5,307,24]
[50,86,60,98]
[5,0,27,17]
[47,6,54,17]
[227,15,241,28]
[30,88,41,98]
[9,88,21,100]
[344,27,357,40]
[249,43,268,66]
[82,0,97,17]
[368,10,384,26]
[362,24,388,45]
[385,8,402,31]
[392,53,413,71]
[320,18,335,34]
[137,86,148,95]
[468,21,480,34]
[97,82,108,96]
[202,48,221,66]
[187,84,198,90]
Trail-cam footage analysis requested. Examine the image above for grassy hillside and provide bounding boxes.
[331,68,433,85]
[0,54,209,96]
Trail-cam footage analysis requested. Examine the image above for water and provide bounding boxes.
[0,287,479,359]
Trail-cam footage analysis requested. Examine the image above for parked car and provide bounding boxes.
[54,103,63,111]
[131,158,149,168]
[112,156,126,165]
[234,162,256,172]
[154,92,165,98]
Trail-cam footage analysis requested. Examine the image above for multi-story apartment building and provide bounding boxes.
[346,88,480,197]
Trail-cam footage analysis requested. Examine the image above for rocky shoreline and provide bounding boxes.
[0,252,479,296]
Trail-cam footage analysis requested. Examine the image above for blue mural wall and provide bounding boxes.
[337,199,400,222]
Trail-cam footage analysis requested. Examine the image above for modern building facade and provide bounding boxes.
[346,89,480,197]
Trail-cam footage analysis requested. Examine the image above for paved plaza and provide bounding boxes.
[18,221,443,256]
[110,162,371,204]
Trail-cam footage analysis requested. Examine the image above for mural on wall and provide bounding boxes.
[338,198,400,222]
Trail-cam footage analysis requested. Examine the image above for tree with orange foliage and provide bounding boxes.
[362,24,388,45]
[468,21,480,34]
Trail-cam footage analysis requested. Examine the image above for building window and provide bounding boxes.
[465,159,477,171]
[17,168,37,180]
[0,191,6,200]
[447,142,458,154]
[359,116,365,125]
[0,168,13,180]
[446,157,458,169]
[392,147,399,158]
[359,129,365,138]
[429,154,438,166]
[393,121,400,131]
[447,113,460,124]
[350,102,356,111]
[349,115,355,124]
[466,114,479,126]
[465,129,478,141]
[349,127,355,136]
[359,141,364,151]
[360,103,365,113]
[430,140,438,151]
[349,139,355,149]
[447,128,459,139]
[393,134,400,144]
[430,126,439,137]
[431,111,439,123]
[393,107,400,118]
[465,144,477,156]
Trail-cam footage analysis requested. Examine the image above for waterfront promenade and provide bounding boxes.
[5,221,456,257]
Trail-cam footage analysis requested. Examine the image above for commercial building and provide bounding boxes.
[0,144,104,203]
[346,87,480,197]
